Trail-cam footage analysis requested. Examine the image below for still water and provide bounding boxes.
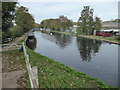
[27,31,119,87]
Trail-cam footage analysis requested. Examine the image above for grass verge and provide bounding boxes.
[26,47,112,88]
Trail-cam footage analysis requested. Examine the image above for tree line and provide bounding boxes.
[40,15,73,31]
[2,2,102,43]
[2,2,35,43]
[40,6,102,35]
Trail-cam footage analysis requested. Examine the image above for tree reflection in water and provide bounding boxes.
[41,32,101,62]
[53,33,73,49]
[26,36,37,50]
[76,37,102,62]
[41,32,73,49]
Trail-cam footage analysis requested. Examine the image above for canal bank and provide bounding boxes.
[50,31,120,45]
[26,47,112,88]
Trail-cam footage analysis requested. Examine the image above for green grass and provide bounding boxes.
[26,47,112,88]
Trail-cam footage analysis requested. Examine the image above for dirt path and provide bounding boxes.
[2,70,26,88]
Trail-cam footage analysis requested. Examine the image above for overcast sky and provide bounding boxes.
[19,1,119,23]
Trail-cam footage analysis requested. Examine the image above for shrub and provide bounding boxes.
[115,35,120,40]
[9,25,23,38]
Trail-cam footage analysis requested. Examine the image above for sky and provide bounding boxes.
[18,1,119,24]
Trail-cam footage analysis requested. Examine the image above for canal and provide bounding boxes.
[27,31,119,87]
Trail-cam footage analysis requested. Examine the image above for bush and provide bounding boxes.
[115,35,120,40]
[9,26,23,38]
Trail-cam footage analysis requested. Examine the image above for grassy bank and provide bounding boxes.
[51,31,120,45]
[26,47,112,88]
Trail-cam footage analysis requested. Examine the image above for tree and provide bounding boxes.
[59,15,73,30]
[94,16,102,31]
[2,2,17,43]
[40,16,73,31]
[15,6,35,33]
[2,2,17,31]
[77,6,94,35]
[50,19,61,30]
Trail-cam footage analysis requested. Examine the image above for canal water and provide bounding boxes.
[27,31,119,87]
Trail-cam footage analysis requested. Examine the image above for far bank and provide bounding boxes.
[50,30,120,45]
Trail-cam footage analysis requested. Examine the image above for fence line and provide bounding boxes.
[23,42,39,89]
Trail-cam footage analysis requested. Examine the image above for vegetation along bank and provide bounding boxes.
[25,46,112,88]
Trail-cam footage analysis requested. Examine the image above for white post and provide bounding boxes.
[93,30,96,36]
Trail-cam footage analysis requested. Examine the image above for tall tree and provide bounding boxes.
[15,6,35,33]
[77,6,94,35]
[2,2,17,31]
[2,2,17,43]
[94,16,102,31]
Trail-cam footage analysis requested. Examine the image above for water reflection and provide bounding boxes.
[26,36,37,50]
[41,32,73,49]
[52,32,73,49]
[76,37,102,62]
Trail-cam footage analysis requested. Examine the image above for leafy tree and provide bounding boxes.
[49,19,61,30]
[59,15,73,30]
[15,6,35,33]
[40,16,73,31]
[94,16,102,31]
[9,25,23,38]
[2,2,17,32]
[0,2,2,30]
[73,22,78,25]
[2,2,17,43]
[77,6,94,35]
